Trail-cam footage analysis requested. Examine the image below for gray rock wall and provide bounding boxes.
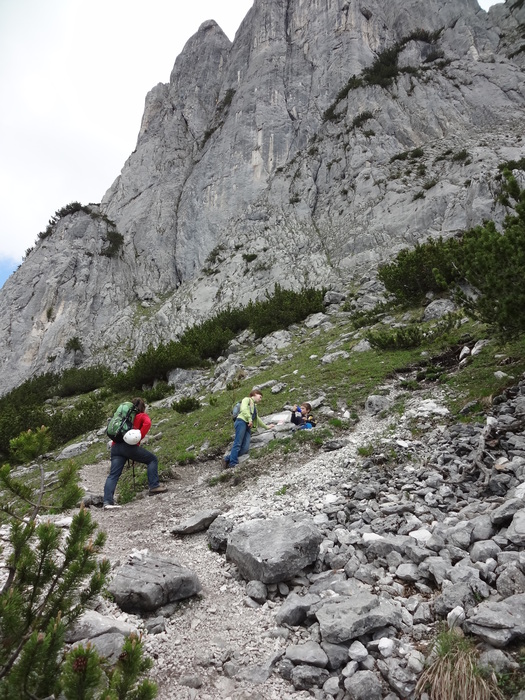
[1,0,525,394]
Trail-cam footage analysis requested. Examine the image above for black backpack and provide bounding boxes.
[106,401,137,442]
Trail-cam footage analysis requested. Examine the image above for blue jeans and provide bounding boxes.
[226,419,251,466]
[104,442,160,504]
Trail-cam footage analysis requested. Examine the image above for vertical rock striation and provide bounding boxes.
[1,0,525,394]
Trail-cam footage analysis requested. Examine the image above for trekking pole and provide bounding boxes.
[124,458,137,490]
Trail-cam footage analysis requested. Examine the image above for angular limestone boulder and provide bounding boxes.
[108,553,201,612]
[226,515,323,584]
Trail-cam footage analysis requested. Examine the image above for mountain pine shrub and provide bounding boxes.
[66,336,84,353]
[377,236,460,303]
[101,229,125,257]
[366,324,425,350]
[378,166,525,335]
[172,396,201,414]
[9,426,51,463]
[0,462,156,699]
[110,285,324,389]
[0,461,109,697]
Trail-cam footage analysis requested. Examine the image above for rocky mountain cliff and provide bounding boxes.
[1,0,525,396]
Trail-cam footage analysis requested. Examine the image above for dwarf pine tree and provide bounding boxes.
[377,166,525,336]
[456,170,525,335]
[0,457,110,699]
[60,634,157,700]
[0,440,157,700]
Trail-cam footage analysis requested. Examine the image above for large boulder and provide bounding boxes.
[226,515,323,584]
[108,553,201,613]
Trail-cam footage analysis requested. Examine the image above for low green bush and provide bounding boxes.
[378,236,460,304]
[9,426,51,463]
[57,366,109,397]
[47,396,103,448]
[246,283,325,338]
[172,397,201,414]
[109,285,324,390]
[142,382,172,402]
[366,325,424,350]
[100,228,124,257]
[65,336,83,353]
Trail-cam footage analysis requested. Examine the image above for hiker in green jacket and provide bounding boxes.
[223,389,274,468]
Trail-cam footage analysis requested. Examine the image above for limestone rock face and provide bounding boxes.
[1,0,525,394]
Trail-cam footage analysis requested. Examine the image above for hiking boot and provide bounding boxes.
[149,485,168,496]
[221,456,230,470]
[104,503,122,510]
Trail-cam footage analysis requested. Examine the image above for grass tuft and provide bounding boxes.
[416,628,504,700]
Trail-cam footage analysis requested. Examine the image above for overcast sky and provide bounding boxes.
[0,0,504,289]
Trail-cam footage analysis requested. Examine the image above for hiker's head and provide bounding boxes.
[250,389,263,403]
[132,397,146,413]
[302,402,312,412]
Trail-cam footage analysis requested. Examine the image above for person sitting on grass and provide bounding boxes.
[222,389,275,469]
[290,402,316,429]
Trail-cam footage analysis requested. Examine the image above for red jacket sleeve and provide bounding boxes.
[133,413,152,442]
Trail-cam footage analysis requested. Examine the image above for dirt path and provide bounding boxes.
[81,411,392,699]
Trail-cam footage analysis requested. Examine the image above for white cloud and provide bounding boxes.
[0,0,253,268]
[477,0,504,9]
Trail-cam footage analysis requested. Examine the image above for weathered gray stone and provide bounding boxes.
[290,664,329,691]
[464,593,525,647]
[274,592,321,626]
[65,609,136,643]
[57,441,91,460]
[377,657,418,698]
[226,515,323,584]
[434,582,479,617]
[496,564,525,597]
[255,330,292,355]
[78,632,130,663]
[321,351,350,365]
[315,592,402,644]
[108,554,201,612]
[323,675,342,696]
[470,540,501,563]
[246,579,268,604]
[171,508,222,535]
[285,641,329,668]
[507,510,525,546]
[423,299,456,321]
[206,515,235,552]
[321,641,351,671]
[491,498,523,525]
[478,648,520,673]
[348,640,368,662]
[344,670,384,700]
[324,291,346,306]
[395,562,420,582]
[365,396,392,416]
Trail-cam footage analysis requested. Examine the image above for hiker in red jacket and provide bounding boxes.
[103,398,167,509]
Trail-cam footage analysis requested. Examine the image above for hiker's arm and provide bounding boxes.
[256,417,275,431]
[134,413,152,440]
[290,410,302,425]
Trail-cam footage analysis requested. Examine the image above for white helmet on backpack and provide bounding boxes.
[123,429,142,445]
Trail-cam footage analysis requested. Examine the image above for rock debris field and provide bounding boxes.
[71,379,525,700]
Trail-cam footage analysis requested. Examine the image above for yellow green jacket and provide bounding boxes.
[238,396,269,430]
